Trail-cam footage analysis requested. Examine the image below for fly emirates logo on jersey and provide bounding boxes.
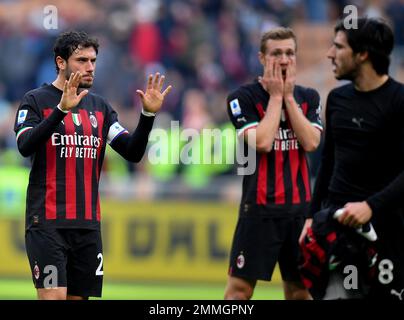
[273,128,299,151]
[51,132,101,159]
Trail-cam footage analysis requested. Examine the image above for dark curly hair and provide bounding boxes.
[53,31,99,73]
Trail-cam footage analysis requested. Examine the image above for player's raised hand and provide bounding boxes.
[136,73,172,114]
[284,59,296,99]
[59,72,88,111]
[258,57,283,99]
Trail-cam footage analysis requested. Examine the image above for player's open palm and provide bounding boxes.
[60,72,88,111]
[259,58,283,98]
[284,60,296,98]
[136,73,172,114]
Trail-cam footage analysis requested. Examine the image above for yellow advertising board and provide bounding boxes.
[102,201,239,283]
[0,201,281,284]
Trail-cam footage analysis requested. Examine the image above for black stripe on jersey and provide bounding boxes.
[56,119,67,221]
[297,160,308,203]
[267,152,276,204]
[89,110,99,221]
[282,150,293,204]
[74,109,86,221]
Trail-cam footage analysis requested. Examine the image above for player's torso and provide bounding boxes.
[27,87,109,229]
[328,83,403,194]
[241,84,312,216]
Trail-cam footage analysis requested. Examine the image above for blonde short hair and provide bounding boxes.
[260,27,297,53]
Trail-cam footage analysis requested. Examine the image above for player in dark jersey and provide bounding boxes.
[299,18,404,299]
[224,27,323,300]
[14,31,171,300]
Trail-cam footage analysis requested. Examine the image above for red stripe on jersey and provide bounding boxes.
[44,109,56,219]
[256,102,265,118]
[289,148,301,204]
[301,102,308,115]
[95,111,104,221]
[300,152,311,201]
[64,113,77,219]
[256,155,268,204]
[80,110,93,220]
[255,103,268,204]
[274,148,285,204]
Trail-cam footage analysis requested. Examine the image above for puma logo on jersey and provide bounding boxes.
[352,117,364,128]
[390,288,404,300]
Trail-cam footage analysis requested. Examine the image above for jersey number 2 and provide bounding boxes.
[96,253,104,276]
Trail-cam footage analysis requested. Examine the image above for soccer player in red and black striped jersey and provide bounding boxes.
[224,27,323,300]
[14,31,171,300]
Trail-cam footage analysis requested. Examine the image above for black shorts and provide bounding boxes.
[228,214,305,282]
[25,228,103,298]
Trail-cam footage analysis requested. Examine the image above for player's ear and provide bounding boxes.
[356,51,368,64]
[258,51,265,66]
[56,56,66,71]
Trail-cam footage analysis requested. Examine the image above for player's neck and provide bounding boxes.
[353,67,389,92]
[52,74,66,91]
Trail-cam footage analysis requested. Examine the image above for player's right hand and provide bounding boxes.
[59,72,89,111]
[299,218,313,245]
[259,58,284,99]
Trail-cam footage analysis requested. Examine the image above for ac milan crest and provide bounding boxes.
[33,263,40,280]
[236,253,245,269]
[90,114,98,128]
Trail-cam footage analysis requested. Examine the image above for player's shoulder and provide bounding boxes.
[23,84,56,98]
[295,84,320,99]
[20,84,61,110]
[328,82,353,97]
[228,81,261,100]
[388,77,404,95]
[387,78,404,113]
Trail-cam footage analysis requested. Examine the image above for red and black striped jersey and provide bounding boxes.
[227,81,323,217]
[14,84,130,230]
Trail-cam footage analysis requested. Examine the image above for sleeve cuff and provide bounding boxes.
[57,104,69,114]
[237,122,259,137]
[366,197,382,216]
[142,109,156,117]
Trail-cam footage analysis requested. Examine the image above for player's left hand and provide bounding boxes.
[283,59,296,99]
[136,72,172,113]
[337,201,373,228]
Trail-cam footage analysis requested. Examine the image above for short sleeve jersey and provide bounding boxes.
[227,81,322,217]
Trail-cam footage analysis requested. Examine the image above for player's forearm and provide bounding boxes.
[111,113,155,162]
[309,162,333,217]
[16,107,67,157]
[285,97,320,152]
[366,170,404,216]
[254,96,282,152]
[308,137,334,218]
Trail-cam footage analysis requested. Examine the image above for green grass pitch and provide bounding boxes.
[0,278,284,300]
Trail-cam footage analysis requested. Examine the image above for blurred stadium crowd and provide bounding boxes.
[0,0,403,207]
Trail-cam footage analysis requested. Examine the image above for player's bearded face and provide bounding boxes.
[64,46,96,89]
[327,31,359,81]
[64,66,94,89]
